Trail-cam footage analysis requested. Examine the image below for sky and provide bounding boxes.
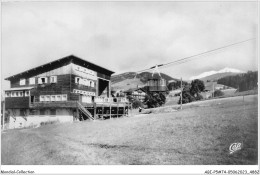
[1,1,258,91]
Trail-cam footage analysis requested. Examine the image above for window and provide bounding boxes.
[62,94,67,101]
[51,95,56,101]
[20,79,26,85]
[31,96,35,103]
[86,80,90,86]
[75,77,80,84]
[50,109,56,115]
[38,78,42,84]
[50,76,57,83]
[90,81,95,87]
[56,95,61,101]
[79,78,84,85]
[40,95,45,101]
[18,91,23,97]
[81,79,86,86]
[29,78,35,85]
[84,79,89,86]
[25,91,30,97]
[38,77,47,84]
[45,95,50,102]
[42,77,47,83]
[5,92,10,97]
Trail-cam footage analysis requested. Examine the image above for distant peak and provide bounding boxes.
[190,67,244,80]
[218,67,244,73]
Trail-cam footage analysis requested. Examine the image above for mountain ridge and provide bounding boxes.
[190,67,245,80]
[111,72,180,91]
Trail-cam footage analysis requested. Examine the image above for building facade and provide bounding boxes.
[124,88,146,102]
[4,55,129,129]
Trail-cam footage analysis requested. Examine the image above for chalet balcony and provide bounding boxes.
[30,97,130,109]
[30,101,78,108]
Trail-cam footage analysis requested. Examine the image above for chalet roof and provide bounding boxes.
[5,55,115,81]
[4,87,34,91]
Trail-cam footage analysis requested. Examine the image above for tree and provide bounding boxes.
[159,92,166,104]
[132,99,143,109]
[217,71,258,92]
[168,81,188,91]
[144,92,166,108]
[213,90,224,97]
[190,79,205,97]
[145,95,157,108]
[178,85,195,104]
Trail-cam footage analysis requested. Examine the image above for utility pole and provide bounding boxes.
[180,78,182,110]
[2,101,5,131]
[212,83,215,98]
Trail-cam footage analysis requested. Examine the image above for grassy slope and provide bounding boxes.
[112,78,146,91]
[200,72,241,82]
[1,95,258,165]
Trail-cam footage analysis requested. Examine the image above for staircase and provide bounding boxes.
[77,102,94,120]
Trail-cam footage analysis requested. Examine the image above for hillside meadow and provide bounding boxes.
[1,95,258,165]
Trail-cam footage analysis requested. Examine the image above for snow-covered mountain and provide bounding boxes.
[190,67,245,80]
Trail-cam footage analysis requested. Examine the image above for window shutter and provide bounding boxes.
[38,78,42,84]
[29,78,35,84]
[20,79,26,85]
[79,78,84,85]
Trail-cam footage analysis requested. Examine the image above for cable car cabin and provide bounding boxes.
[4,55,130,129]
[146,78,168,92]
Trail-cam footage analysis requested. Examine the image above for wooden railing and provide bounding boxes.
[95,97,129,103]
[30,101,78,108]
[77,102,94,120]
[30,98,129,108]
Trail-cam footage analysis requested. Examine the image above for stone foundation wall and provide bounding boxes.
[7,115,73,129]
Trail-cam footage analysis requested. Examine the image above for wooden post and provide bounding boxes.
[117,101,119,118]
[131,103,133,117]
[212,83,215,98]
[127,103,129,117]
[123,104,125,117]
[2,101,5,130]
[109,103,111,119]
[96,78,99,97]
[180,77,182,110]
[108,81,111,98]
[76,108,79,121]
[102,104,104,120]
[94,103,96,120]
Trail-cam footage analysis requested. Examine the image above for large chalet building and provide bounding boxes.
[4,55,129,129]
